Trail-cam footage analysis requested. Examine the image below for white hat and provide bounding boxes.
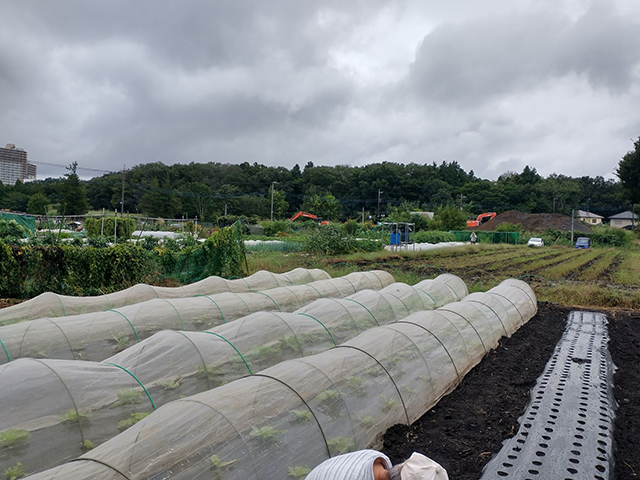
[400,453,449,480]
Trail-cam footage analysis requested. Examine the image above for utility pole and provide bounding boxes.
[120,164,125,216]
[270,182,276,221]
[571,209,575,243]
[224,204,228,217]
[377,189,383,221]
[362,207,365,224]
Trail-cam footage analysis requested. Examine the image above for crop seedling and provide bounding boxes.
[345,375,367,397]
[82,439,94,450]
[327,436,355,455]
[379,394,398,413]
[0,429,30,449]
[402,385,418,395]
[354,412,376,428]
[278,335,301,355]
[3,463,26,480]
[316,389,343,420]
[210,455,237,480]
[28,346,47,358]
[110,331,130,353]
[210,455,238,469]
[117,412,151,431]
[289,409,314,424]
[288,466,312,479]
[249,344,282,363]
[196,365,228,388]
[248,425,286,444]
[111,388,143,408]
[161,377,182,390]
[60,409,90,424]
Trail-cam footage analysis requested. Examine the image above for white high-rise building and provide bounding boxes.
[0,144,36,185]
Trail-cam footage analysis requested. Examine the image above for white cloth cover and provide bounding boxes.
[401,453,449,480]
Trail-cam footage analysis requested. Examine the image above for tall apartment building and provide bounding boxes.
[0,144,37,185]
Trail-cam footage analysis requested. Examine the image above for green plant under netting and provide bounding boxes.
[117,412,151,432]
[327,436,355,455]
[379,394,398,413]
[354,413,376,428]
[289,409,314,425]
[60,409,90,424]
[288,465,312,479]
[161,377,182,390]
[249,425,287,444]
[111,389,143,408]
[4,462,26,480]
[0,429,30,449]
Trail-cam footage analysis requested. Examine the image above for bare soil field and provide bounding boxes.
[382,303,640,480]
[476,210,592,233]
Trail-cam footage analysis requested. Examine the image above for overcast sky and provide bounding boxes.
[1,0,639,181]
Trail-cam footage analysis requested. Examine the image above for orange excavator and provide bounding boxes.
[467,212,497,228]
[290,211,330,225]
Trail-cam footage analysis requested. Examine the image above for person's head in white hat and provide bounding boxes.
[396,452,449,480]
[306,450,448,480]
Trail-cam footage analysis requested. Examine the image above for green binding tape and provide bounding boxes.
[104,309,140,342]
[202,332,253,375]
[104,362,156,410]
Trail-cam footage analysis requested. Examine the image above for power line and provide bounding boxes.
[29,160,116,174]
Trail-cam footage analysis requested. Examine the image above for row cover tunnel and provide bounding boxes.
[0,268,332,326]
[0,274,466,475]
[0,270,394,364]
[14,278,536,479]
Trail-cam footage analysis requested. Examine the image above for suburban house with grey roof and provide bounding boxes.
[576,210,604,225]
[608,210,638,229]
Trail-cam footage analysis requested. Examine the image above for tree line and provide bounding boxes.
[1,139,639,223]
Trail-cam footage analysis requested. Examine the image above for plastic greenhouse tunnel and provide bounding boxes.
[0,271,393,364]
[0,268,330,326]
[0,274,465,475]
[6,278,538,479]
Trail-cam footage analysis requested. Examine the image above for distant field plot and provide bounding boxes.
[328,245,640,310]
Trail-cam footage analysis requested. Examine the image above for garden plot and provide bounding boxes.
[480,311,614,479]
[0,268,330,326]
[0,271,393,364]
[19,279,535,479]
[0,274,466,475]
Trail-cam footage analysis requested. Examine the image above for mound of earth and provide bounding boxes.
[476,210,592,233]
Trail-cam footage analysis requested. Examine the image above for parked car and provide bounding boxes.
[527,237,544,247]
[575,237,591,249]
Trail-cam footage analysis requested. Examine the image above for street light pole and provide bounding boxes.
[270,182,276,222]
[377,189,383,221]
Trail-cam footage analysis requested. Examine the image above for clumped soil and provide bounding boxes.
[476,210,592,233]
[0,298,23,309]
[382,303,640,480]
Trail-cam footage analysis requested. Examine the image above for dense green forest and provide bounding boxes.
[0,160,630,223]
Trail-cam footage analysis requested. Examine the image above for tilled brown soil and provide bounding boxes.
[476,210,592,233]
[382,303,640,480]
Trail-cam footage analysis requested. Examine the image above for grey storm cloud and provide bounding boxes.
[409,2,640,105]
[0,0,639,180]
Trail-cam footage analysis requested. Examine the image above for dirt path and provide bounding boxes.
[382,304,640,480]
